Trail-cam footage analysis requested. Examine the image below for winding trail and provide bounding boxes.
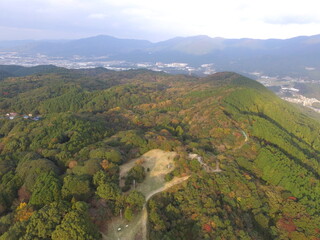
[141,175,190,240]
[189,153,222,173]
[233,129,249,151]
[139,130,248,238]
[241,130,249,142]
[103,129,249,240]
[102,149,190,240]
[212,160,222,172]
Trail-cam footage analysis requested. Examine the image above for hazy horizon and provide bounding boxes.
[1,32,320,44]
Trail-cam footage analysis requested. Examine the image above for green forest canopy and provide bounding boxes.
[0,66,319,239]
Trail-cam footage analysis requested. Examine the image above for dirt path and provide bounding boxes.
[212,160,222,172]
[103,131,249,239]
[241,130,249,142]
[189,153,222,173]
[141,175,190,240]
[234,129,249,150]
[103,149,189,240]
[145,175,190,201]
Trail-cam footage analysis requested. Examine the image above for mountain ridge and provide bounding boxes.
[3,33,320,52]
[2,34,320,78]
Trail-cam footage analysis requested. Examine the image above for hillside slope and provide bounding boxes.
[0,67,319,239]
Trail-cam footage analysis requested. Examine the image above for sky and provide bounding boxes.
[0,0,320,42]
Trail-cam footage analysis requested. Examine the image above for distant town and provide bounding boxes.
[1,51,320,114]
[0,51,216,76]
[253,73,320,113]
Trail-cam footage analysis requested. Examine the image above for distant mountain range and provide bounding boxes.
[1,34,320,78]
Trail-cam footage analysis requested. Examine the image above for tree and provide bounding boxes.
[14,202,33,222]
[89,148,122,164]
[16,158,59,191]
[29,172,62,208]
[71,158,102,176]
[93,170,109,187]
[61,175,91,201]
[125,164,145,188]
[0,221,27,240]
[51,202,101,240]
[126,191,145,212]
[124,207,133,221]
[23,201,69,239]
[0,171,22,214]
[176,125,184,137]
[96,182,120,201]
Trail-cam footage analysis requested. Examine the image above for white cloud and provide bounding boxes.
[264,15,320,25]
[88,13,107,20]
[0,0,319,40]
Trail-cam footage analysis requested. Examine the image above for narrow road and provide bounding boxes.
[212,160,222,172]
[241,130,249,142]
[189,153,222,173]
[234,129,249,151]
[141,175,190,240]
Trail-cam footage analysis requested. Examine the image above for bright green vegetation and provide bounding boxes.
[0,67,319,239]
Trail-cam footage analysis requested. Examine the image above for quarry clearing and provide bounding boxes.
[103,149,190,240]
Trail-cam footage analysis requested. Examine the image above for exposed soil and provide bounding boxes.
[103,149,190,240]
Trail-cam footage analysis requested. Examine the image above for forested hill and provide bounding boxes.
[0,66,319,239]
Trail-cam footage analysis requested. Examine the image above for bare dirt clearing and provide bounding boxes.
[119,149,177,195]
[103,149,190,240]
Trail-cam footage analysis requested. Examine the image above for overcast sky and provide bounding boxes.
[0,0,319,41]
